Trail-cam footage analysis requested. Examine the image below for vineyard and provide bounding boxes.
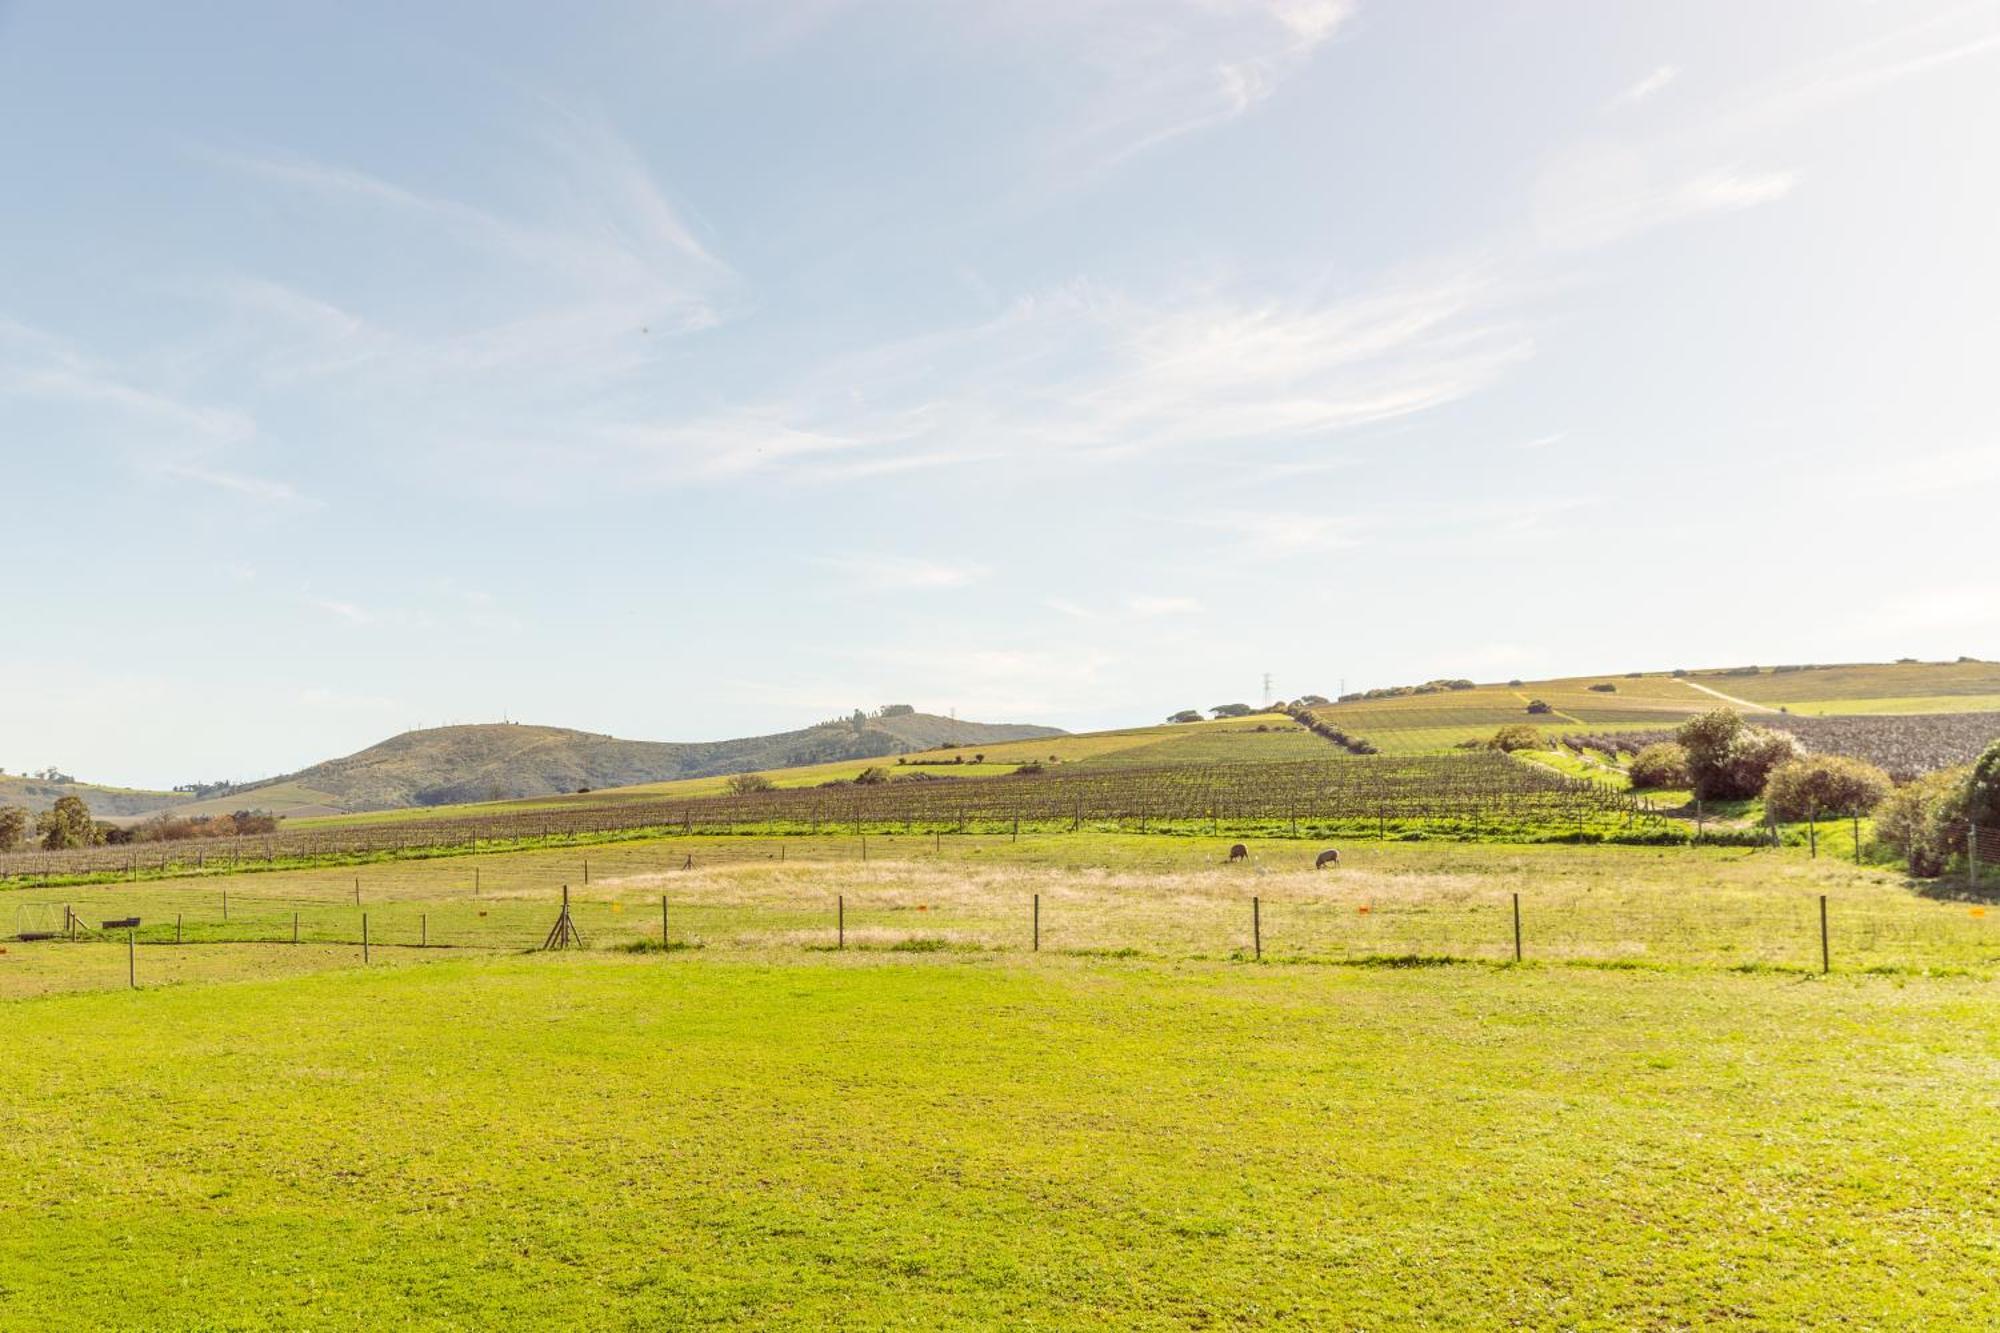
[0,752,1657,884]
[1557,711,2000,781]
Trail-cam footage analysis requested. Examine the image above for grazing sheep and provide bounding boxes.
[1315,848,1341,869]
[1227,843,1249,862]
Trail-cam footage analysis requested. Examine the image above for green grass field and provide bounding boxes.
[8,784,2000,1325]
[6,947,1999,1328]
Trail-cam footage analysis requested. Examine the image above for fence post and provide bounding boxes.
[1972,823,1981,892]
[661,895,669,950]
[1033,893,1040,952]
[584,859,590,885]
[362,913,370,965]
[475,866,481,895]
[1853,815,1862,866]
[838,895,845,950]
[222,891,228,922]
[1820,894,1830,974]
[1253,896,1261,961]
[421,914,427,948]
[293,912,299,944]
[1512,893,1523,963]
[1808,813,1817,859]
[176,913,182,945]
[128,929,136,990]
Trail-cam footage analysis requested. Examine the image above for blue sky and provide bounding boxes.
[3,1,1998,788]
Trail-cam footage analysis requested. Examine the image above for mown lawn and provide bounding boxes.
[3,952,1998,1328]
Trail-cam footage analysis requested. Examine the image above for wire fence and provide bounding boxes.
[7,834,1998,1000]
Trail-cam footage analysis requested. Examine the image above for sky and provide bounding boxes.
[3,0,1999,789]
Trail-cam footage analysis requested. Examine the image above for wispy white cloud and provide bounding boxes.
[573,268,1527,490]
[1128,595,1205,617]
[1195,509,1368,557]
[1613,64,1679,106]
[1534,144,1798,249]
[308,598,373,626]
[158,464,311,505]
[1052,0,1356,162]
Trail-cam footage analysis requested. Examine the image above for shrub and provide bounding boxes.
[1011,762,1045,776]
[1675,710,1801,801]
[726,772,775,795]
[1878,768,1970,877]
[1587,682,1617,693]
[853,766,889,785]
[1525,700,1553,715]
[1763,755,1892,821]
[1167,710,1202,724]
[1489,724,1542,753]
[1627,743,1692,790]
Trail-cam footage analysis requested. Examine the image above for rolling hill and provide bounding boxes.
[173,711,1065,816]
[0,773,185,818]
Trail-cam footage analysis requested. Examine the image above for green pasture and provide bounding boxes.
[4,948,2000,1328]
[7,835,1995,1003]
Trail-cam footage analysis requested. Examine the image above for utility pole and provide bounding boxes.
[1261,672,1274,707]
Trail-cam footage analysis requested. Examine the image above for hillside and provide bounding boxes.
[180,712,1065,816]
[0,774,184,818]
[1294,659,2000,754]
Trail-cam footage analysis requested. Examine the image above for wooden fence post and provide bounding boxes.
[1820,894,1830,974]
[1253,896,1261,961]
[128,929,136,990]
[838,895,845,950]
[1512,893,1523,963]
[1033,893,1040,952]
[362,913,370,965]
[662,895,670,951]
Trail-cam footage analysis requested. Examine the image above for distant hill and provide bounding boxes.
[0,774,183,819]
[172,712,1066,816]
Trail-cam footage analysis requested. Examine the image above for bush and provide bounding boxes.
[1167,710,1202,724]
[1525,700,1553,715]
[1878,768,1970,876]
[853,766,889,785]
[1489,725,1542,753]
[1627,743,1691,790]
[1763,755,1891,821]
[726,772,775,795]
[1587,682,1617,693]
[1675,710,1801,801]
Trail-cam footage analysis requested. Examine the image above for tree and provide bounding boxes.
[1488,725,1542,753]
[1674,709,1800,801]
[1878,768,1969,877]
[0,805,27,852]
[1763,756,1891,821]
[1965,740,2000,829]
[1296,694,1329,706]
[1525,700,1553,715]
[1627,743,1691,791]
[34,794,103,850]
[1167,710,1203,724]
[726,772,775,795]
[853,766,889,785]
[1210,704,1254,718]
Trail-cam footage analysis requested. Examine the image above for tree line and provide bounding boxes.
[0,795,280,853]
